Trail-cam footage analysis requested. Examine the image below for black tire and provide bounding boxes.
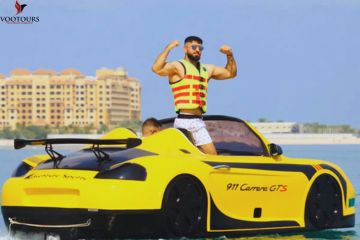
[305,174,342,229]
[162,175,207,237]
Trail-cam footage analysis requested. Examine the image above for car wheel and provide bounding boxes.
[305,174,342,229]
[162,175,207,237]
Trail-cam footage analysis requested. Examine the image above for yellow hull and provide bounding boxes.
[1,116,356,238]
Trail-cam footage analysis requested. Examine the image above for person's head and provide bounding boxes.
[184,36,203,62]
[142,118,162,137]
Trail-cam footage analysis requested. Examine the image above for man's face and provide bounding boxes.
[184,41,203,62]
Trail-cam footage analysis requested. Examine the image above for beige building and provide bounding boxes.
[251,122,302,134]
[0,67,141,130]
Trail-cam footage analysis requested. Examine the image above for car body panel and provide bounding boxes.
[1,115,355,238]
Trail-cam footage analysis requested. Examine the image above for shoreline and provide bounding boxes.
[1,133,360,146]
[264,133,360,145]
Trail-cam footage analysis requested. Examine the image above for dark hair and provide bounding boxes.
[142,117,162,130]
[184,36,203,44]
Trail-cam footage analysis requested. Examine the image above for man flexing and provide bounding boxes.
[152,36,237,155]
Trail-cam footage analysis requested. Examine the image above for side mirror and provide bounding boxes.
[269,143,283,156]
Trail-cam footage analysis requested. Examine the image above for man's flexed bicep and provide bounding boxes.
[152,62,178,77]
[206,64,234,80]
[206,45,237,80]
[152,40,180,77]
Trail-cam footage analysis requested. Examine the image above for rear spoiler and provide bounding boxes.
[14,138,142,150]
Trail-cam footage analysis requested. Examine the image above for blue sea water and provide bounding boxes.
[0,144,359,239]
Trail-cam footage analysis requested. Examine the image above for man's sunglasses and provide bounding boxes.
[191,45,204,51]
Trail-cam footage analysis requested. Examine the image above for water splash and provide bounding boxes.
[0,231,60,240]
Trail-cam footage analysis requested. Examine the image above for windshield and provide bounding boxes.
[161,117,268,156]
[206,120,268,156]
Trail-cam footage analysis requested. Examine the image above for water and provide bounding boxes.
[0,145,359,239]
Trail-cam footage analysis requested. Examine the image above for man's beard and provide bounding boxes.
[187,53,200,62]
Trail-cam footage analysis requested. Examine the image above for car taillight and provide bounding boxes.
[12,162,33,177]
[94,163,147,181]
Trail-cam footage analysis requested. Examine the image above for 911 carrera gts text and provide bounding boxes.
[226,183,288,192]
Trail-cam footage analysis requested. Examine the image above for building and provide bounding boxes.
[251,122,302,134]
[0,67,141,130]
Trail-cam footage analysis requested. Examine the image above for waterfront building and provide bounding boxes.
[0,68,141,130]
[251,122,302,134]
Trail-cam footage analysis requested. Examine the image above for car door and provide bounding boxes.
[205,119,308,229]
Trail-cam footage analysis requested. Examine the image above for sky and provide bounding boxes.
[0,0,359,128]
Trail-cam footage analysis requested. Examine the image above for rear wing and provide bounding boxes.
[14,138,142,150]
[14,138,142,162]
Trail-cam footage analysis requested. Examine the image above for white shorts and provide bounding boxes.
[174,118,213,146]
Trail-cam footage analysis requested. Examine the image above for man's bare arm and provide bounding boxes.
[151,40,179,76]
[208,45,237,80]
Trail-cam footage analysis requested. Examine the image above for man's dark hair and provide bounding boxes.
[142,117,162,130]
[184,36,203,44]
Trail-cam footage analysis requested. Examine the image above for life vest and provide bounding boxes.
[170,59,209,113]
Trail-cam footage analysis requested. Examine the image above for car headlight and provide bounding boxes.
[94,163,147,181]
[12,162,33,177]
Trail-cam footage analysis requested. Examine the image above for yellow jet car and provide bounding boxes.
[1,115,356,239]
